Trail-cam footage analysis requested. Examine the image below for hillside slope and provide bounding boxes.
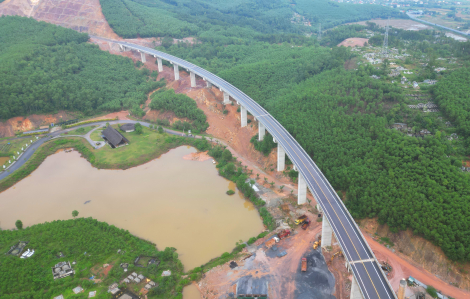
[0,0,118,38]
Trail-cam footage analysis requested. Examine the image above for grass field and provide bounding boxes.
[65,125,97,136]
[90,128,104,141]
[93,125,172,168]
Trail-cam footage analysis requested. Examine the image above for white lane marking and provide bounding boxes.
[352,264,372,299]
[350,258,375,264]
[369,261,393,299]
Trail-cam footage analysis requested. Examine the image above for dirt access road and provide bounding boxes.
[364,234,470,299]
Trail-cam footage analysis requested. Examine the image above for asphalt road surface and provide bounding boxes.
[8,35,397,299]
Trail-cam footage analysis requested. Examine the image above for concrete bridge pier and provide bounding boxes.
[140,52,146,63]
[206,81,212,88]
[321,215,333,248]
[241,105,247,127]
[190,72,196,87]
[258,123,265,141]
[298,173,307,204]
[277,144,285,171]
[223,92,231,104]
[351,275,364,299]
[157,58,163,72]
[173,64,180,80]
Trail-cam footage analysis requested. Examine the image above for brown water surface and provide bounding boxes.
[183,284,201,299]
[0,146,263,269]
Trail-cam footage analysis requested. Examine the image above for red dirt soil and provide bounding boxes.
[364,234,470,299]
[337,38,369,47]
[0,111,76,137]
[0,0,119,38]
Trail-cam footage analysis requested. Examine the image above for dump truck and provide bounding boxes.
[295,215,307,225]
[301,219,311,230]
[265,236,279,249]
[301,258,307,272]
[277,229,291,240]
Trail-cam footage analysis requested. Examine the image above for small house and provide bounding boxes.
[134,278,141,283]
[102,126,129,148]
[138,274,145,280]
[131,272,137,277]
[120,123,135,133]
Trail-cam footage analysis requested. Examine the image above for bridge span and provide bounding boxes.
[91,35,397,299]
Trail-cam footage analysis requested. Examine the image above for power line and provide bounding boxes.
[318,23,321,41]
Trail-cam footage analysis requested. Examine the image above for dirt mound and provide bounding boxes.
[0,0,118,38]
[337,38,368,47]
[0,111,74,137]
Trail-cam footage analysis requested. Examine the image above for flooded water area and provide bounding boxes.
[0,146,263,271]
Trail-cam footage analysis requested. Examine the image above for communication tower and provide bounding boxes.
[382,17,390,58]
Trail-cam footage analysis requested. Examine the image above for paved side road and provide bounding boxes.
[0,120,191,181]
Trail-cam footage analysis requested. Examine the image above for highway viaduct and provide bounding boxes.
[92,35,397,299]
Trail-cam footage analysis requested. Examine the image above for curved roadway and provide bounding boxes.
[407,12,470,37]
[89,36,396,299]
[2,35,397,299]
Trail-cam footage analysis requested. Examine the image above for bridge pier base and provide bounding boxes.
[223,92,231,104]
[241,105,247,127]
[173,64,180,80]
[206,81,212,88]
[140,52,146,63]
[277,144,285,171]
[190,72,196,87]
[322,215,333,248]
[157,58,163,72]
[258,123,265,141]
[298,173,307,205]
[351,275,364,299]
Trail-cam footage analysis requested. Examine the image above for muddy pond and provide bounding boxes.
[0,146,264,271]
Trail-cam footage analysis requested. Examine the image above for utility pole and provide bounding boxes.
[318,23,322,41]
[382,17,390,58]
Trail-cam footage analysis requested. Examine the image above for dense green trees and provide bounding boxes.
[149,89,209,133]
[100,0,297,39]
[248,65,470,262]
[0,16,159,119]
[433,67,470,152]
[0,218,185,298]
[293,0,402,29]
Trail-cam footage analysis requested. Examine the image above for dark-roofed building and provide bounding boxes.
[102,126,129,148]
[120,123,135,133]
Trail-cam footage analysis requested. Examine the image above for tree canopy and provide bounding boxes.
[0,218,185,298]
[0,16,160,119]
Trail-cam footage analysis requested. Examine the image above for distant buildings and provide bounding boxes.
[52,261,75,280]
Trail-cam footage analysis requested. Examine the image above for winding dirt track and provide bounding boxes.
[364,234,470,299]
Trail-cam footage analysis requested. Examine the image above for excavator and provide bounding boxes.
[328,251,343,264]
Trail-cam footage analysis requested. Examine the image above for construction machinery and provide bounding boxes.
[277,229,291,240]
[301,219,311,230]
[295,215,307,225]
[313,235,321,249]
[313,240,321,249]
[265,236,279,249]
[301,258,307,272]
[329,251,343,263]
